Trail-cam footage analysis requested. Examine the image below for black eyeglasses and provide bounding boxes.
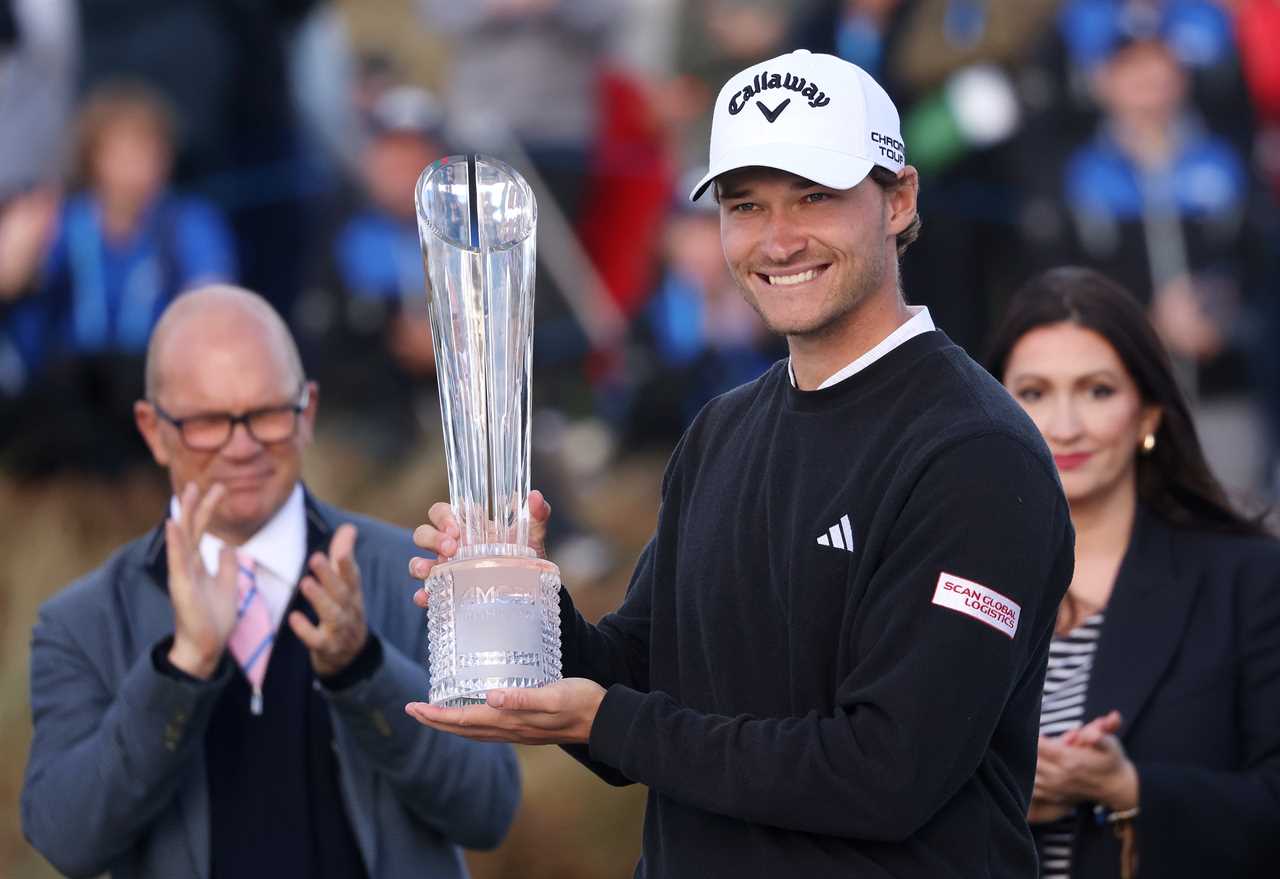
[152,385,310,451]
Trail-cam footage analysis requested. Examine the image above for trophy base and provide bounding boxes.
[426,554,562,707]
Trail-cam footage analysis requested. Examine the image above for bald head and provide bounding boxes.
[137,285,315,544]
[145,285,304,401]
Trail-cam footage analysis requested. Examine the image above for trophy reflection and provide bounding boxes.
[415,155,562,706]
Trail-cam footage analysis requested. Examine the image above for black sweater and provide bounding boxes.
[561,330,1074,878]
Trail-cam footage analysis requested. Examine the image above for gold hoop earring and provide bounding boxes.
[1140,433,1156,454]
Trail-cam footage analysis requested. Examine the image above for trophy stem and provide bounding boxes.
[416,153,559,706]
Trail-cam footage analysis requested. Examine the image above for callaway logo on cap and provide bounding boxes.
[690,50,906,201]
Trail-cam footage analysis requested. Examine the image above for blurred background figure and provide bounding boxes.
[0,81,236,477]
[295,84,445,458]
[288,2,362,178]
[1230,0,1280,493]
[615,173,783,445]
[663,0,798,167]
[1236,0,1280,201]
[1026,11,1274,500]
[0,0,78,401]
[75,0,334,317]
[795,0,1061,353]
[416,0,619,219]
[416,0,625,415]
[1033,0,1252,153]
[0,0,77,204]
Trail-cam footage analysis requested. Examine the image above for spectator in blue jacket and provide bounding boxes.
[6,81,236,374]
[1054,29,1274,496]
[0,81,236,474]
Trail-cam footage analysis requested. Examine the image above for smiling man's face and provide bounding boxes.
[716,166,890,340]
[136,293,316,544]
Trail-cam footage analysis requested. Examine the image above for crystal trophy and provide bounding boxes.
[415,154,562,706]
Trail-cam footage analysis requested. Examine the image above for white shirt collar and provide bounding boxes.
[168,482,307,587]
[788,306,935,390]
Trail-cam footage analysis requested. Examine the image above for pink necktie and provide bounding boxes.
[227,551,273,715]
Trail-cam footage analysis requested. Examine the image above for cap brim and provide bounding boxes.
[689,144,875,201]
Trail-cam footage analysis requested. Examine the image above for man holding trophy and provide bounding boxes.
[408,51,1073,877]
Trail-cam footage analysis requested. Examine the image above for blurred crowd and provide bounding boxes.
[2,0,1278,511]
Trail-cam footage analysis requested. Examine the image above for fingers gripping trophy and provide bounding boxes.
[415,155,562,706]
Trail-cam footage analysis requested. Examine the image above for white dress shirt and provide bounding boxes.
[789,306,936,390]
[169,482,306,631]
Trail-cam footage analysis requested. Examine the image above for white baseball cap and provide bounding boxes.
[689,50,905,202]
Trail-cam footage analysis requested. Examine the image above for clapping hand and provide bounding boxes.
[1031,710,1138,824]
[0,188,58,300]
[166,482,239,679]
[289,523,368,678]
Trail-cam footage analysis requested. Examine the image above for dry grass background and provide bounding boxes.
[0,429,667,879]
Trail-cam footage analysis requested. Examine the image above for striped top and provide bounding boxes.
[1034,612,1105,878]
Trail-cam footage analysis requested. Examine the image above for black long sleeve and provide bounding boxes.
[588,434,1070,840]
[554,331,1073,877]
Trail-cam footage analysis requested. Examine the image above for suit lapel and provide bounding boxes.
[305,497,381,876]
[135,523,176,648]
[134,491,377,879]
[1085,506,1200,737]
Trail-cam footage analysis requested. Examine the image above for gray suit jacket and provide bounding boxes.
[21,491,520,879]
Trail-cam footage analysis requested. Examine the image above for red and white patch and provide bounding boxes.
[931,572,1020,639]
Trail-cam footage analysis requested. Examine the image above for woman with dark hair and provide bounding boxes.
[986,265,1280,879]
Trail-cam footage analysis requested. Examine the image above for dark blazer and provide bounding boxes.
[21,490,520,879]
[1066,505,1280,877]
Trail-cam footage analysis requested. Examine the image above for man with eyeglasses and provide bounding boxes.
[21,284,520,879]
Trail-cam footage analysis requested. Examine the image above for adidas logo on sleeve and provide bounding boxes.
[816,514,855,553]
